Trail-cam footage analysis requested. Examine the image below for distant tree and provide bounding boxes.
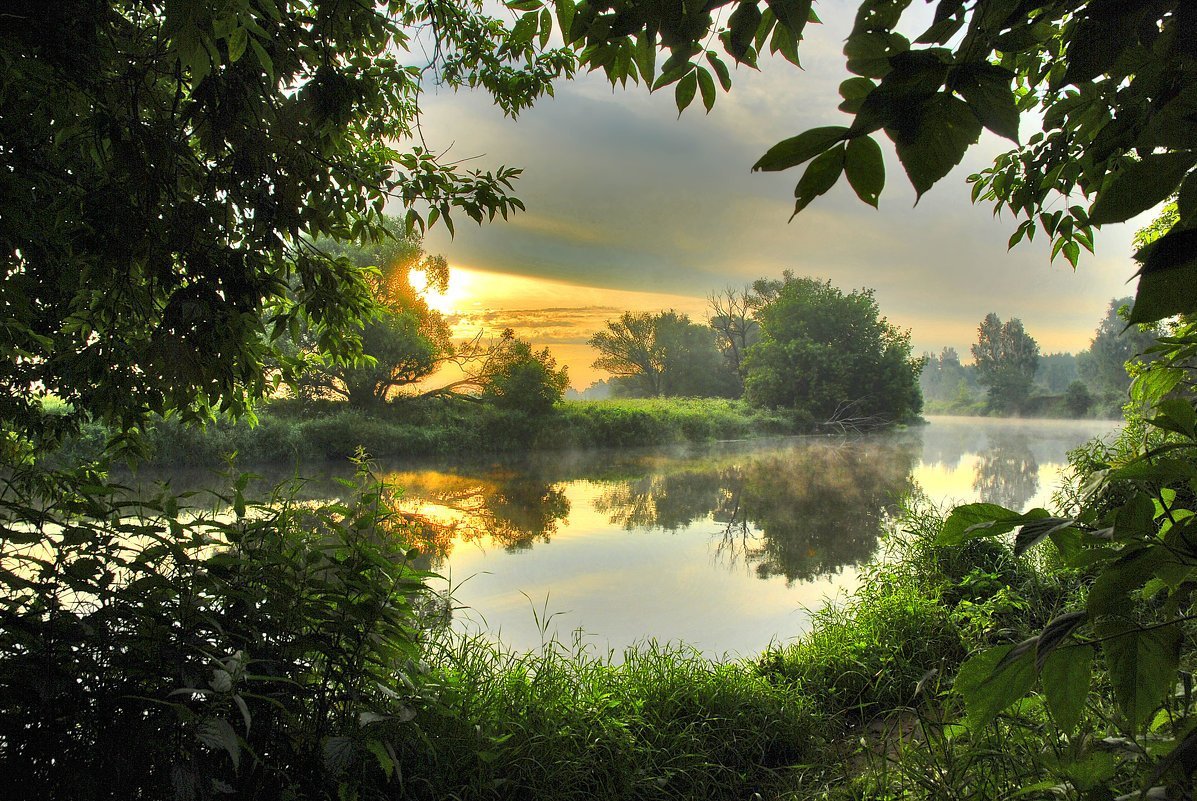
[708,286,760,377]
[1064,381,1094,418]
[481,330,569,414]
[590,311,738,398]
[742,276,922,423]
[1076,297,1162,404]
[971,314,1040,414]
[1036,353,1079,395]
[920,347,973,404]
[589,313,665,397]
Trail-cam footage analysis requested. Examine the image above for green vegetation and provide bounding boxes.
[921,299,1163,419]
[742,276,922,425]
[49,398,810,467]
[588,274,923,428]
[7,2,1197,800]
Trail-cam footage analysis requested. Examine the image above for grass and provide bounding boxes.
[405,635,817,801]
[46,397,815,467]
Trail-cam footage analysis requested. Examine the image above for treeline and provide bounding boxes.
[579,271,923,427]
[920,297,1162,418]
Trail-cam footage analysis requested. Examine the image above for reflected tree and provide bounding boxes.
[376,471,571,558]
[972,432,1039,511]
[591,437,919,584]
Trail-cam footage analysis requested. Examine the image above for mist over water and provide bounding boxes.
[368,416,1120,656]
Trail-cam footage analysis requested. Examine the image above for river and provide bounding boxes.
[337,415,1118,657]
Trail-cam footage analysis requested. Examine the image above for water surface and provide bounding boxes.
[356,415,1119,656]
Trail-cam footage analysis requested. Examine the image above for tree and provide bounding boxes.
[1076,297,1162,405]
[547,1,1197,324]
[0,0,573,440]
[1036,353,1079,395]
[708,286,760,377]
[292,224,452,408]
[971,314,1040,414]
[589,311,738,398]
[1063,380,1093,417]
[741,276,922,423]
[589,312,665,397]
[480,330,569,414]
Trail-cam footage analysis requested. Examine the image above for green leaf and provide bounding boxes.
[227,27,247,63]
[1087,546,1166,619]
[953,65,1019,142]
[635,30,656,85]
[1130,227,1197,324]
[675,71,697,114]
[1089,153,1197,226]
[1041,645,1092,732]
[507,0,543,10]
[696,67,716,112]
[891,93,982,201]
[198,718,240,769]
[791,144,845,217]
[766,0,813,36]
[954,643,1036,729]
[1099,618,1181,728]
[1014,517,1076,557]
[706,52,731,91]
[753,126,848,172]
[510,13,538,46]
[837,76,875,114]
[844,135,884,207]
[1061,0,1133,86]
[726,2,763,63]
[1151,398,1197,439]
[937,503,1048,546]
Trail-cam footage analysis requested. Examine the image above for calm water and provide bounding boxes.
[352,415,1118,657]
[142,416,1119,656]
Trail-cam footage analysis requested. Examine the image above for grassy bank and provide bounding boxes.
[49,397,813,467]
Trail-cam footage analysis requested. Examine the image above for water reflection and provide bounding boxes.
[972,430,1039,510]
[374,471,571,555]
[381,435,920,585]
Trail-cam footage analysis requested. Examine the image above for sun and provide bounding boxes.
[411,265,475,314]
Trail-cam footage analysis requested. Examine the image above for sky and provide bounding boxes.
[403,1,1149,390]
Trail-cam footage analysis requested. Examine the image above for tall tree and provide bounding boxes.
[590,311,738,398]
[589,312,665,397]
[971,314,1040,413]
[708,286,760,378]
[1076,297,1162,404]
[293,224,452,408]
[742,276,922,423]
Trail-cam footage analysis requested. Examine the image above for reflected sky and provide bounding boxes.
[361,416,1122,656]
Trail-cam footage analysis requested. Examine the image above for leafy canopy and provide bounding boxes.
[741,275,922,423]
[0,0,573,440]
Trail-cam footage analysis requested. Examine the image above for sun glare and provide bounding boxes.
[411,265,475,314]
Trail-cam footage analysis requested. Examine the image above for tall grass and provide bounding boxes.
[47,397,814,467]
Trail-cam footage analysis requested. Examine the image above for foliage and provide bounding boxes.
[412,636,816,801]
[1036,351,1079,395]
[535,0,1197,324]
[1063,379,1093,417]
[935,322,1197,799]
[742,276,922,424]
[1076,296,1163,410]
[589,310,740,398]
[0,462,437,800]
[480,329,570,414]
[971,313,1040,414]
[291,222,453,408]
[0,0,574,441]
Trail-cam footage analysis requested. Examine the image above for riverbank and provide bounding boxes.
[48,397,816,467]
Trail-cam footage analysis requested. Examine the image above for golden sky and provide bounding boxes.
[404,2,1151,391]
